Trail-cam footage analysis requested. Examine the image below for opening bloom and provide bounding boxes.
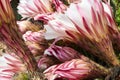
[17,0,53,18]
[17,0,66,19]
[44,0,119,66]
[23,30,45,42]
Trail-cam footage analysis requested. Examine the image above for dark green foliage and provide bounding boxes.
[111,0,120,27]
[11,0,22,20]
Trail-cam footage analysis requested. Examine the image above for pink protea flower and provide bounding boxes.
[44,58,108,80]
[0,0,39,74]
[23,30,45,42]
[17,0,53,18]
[0,53,26,80]
[44,0,119,66]
[17,0,67,20]
[23,30,48,56]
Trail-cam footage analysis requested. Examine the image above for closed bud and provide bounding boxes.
[23,30,48,56]
[44,58,108,80]
[44,44,81,62]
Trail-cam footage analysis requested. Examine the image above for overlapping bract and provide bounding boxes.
[44,58,108,80]
[23,30,47,56]
[44,44,81,62]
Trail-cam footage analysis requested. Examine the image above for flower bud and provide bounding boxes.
[44,58,108,80]
[44,45,81,62]
[23,30,48,56]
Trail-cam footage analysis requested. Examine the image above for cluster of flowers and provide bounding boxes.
[0,0,120,80]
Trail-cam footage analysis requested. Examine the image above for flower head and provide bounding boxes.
[0,0,38,73]
[44,0,119,66]
[44,44,81,62]
[17,0,67,22]
[0,53,26,80]
[23,30,45,42]
[44,58,108,80]
[23,30,48,56]
[17,0,53,18]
